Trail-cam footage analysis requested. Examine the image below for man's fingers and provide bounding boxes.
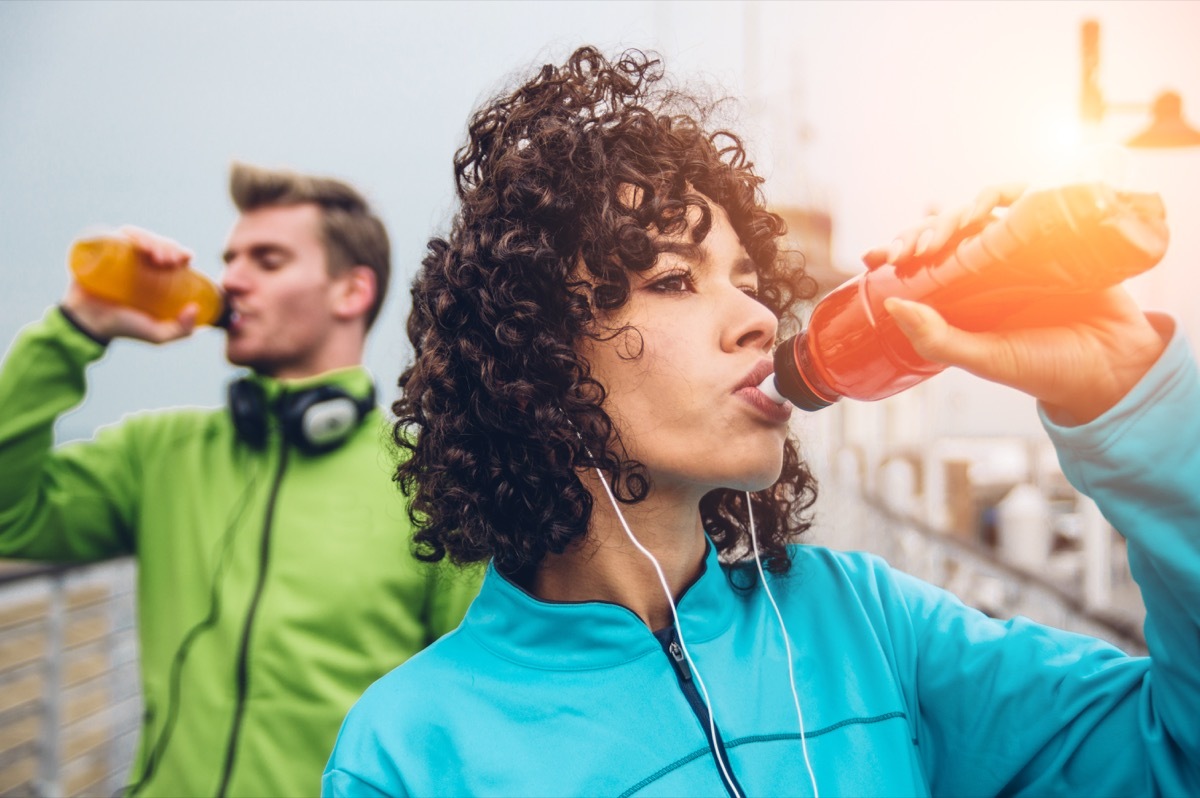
[116,225,194,269]
[136,317,197,344]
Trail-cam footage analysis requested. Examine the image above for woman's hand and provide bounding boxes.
[865,185,1169,425]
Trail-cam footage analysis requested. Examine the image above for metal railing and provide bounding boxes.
[815,446,1147,654]
[0,450,1149,796]
[0,559,141,797]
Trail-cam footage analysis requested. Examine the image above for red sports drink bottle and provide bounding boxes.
[763,183,1169,410]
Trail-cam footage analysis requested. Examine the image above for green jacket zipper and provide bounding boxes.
[215,434,290,797]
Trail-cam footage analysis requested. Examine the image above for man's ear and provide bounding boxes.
[333,265,377,322]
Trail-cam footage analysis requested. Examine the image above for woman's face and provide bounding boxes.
[581,200,792,502]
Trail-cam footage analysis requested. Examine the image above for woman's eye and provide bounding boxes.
[649,272,694,293]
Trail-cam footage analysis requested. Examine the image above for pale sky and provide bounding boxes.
[2,0,1198,441]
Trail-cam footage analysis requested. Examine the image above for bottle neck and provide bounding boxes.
[773,332,838,411]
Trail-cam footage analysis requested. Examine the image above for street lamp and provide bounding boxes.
[1081,19,1200,148]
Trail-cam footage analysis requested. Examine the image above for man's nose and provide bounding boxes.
[221,260,250,293]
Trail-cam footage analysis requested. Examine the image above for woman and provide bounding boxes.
[324,47,1199,797]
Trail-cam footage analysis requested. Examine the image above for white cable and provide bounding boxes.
[592,467,742,798]
[747,491,820,798]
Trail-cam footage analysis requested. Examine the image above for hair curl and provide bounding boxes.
[393,46,819,578]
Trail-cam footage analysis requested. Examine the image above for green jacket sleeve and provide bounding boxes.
[0,308,142,561]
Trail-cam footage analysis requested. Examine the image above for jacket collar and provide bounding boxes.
[242,365,375,406]
[461,540,739,670]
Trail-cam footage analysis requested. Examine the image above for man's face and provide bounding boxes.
[221,203,344,379]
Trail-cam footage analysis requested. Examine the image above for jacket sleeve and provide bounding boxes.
[1041,315,1200,791]
[321,768,402,798]
[0,308,142,561]
[899,316,1200,797]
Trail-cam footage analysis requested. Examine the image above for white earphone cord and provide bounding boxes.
[593,468,742,798]
[591,467,821,797]
[747,491,820,798]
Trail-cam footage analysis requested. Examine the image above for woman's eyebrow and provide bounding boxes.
[651,246,758,281]
[733,256,758,277]
[654,241,704,261]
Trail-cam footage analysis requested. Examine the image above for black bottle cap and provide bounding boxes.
[773,333,837,412]
[214,298,233,329]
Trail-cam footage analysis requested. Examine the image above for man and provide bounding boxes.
[0,163,480,797]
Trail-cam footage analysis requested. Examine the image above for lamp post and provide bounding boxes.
[1081,19,1200,148]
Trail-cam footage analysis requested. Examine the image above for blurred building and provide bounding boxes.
[0,560,139,797]
[772,204,855,298]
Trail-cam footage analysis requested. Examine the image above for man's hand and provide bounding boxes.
[868,185,1168,425]
[62,226,200,344]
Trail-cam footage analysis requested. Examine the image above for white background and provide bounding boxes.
[3,0,1198,441]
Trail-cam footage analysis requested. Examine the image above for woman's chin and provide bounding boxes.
[724,460,785,494]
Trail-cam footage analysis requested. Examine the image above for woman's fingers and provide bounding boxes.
[862,219,939,270]
[883,297,1005,374]
[884,289,1167,423]
[966,183,1027,224]
[862,183,1029,271]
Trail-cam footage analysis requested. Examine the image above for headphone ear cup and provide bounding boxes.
[228,378,268,449]
[279,385,368,455]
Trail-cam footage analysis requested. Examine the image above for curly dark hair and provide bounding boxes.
[393,46,819,578]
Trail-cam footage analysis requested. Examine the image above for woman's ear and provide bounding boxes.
[333,265,377,322]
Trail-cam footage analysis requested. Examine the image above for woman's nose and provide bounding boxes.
[723,289,777,353]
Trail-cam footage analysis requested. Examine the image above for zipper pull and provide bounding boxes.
[668,639,693,682]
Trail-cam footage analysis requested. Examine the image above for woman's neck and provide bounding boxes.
[531,482,709,630]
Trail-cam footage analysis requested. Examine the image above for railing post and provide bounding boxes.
[1079,494,1113,610]
[36,571,65,798]
[996,483,1052,571]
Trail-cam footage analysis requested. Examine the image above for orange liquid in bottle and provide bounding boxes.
[772,183,1170,410]
[68,235,227,327]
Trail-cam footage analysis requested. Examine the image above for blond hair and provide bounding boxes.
[230,162,391,329]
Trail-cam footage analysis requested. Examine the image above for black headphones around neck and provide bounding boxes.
[227,377,376,455]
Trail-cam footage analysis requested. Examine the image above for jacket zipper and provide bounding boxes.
[215,434,290,797]
[657,626,745,798]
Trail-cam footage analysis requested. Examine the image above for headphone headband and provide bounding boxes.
[227,378,375,455]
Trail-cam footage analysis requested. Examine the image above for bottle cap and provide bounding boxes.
[773,333,837,412]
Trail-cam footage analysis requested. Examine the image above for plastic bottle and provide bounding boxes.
[69,233,228,327]
[762,183,1169,410]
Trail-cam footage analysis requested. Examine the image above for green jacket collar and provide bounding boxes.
[241,366,376,405]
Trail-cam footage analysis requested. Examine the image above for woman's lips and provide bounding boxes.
[736,385,793,424]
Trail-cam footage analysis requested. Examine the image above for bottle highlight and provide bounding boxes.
[763,183,1169,410]
[69,233,229,327]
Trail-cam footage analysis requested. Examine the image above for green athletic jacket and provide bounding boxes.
[0,308,481,797]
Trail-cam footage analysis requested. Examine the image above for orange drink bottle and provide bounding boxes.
[68,234,228,327]
[769,183,1169,410]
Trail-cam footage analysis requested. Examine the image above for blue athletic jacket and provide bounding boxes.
[323,322,1200,797]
